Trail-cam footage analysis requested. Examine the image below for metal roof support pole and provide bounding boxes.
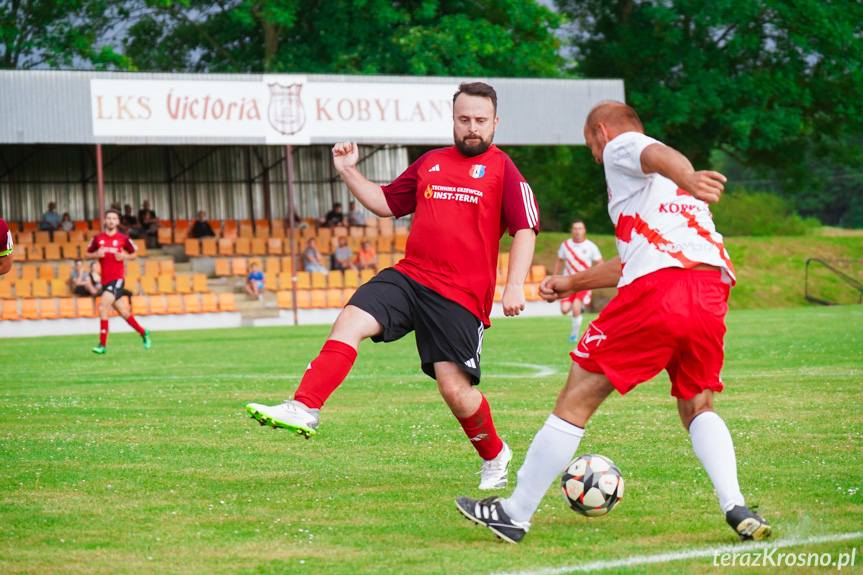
[284,144,298,326]
[96,144,105,226]
[164,147,175,223]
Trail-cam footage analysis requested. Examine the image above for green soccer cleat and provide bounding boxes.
[92,344,107,354]
[142,329,151,350]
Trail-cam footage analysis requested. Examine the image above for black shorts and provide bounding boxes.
[347,268,484,384]
[73,285,91,297]
[100,279,132,300]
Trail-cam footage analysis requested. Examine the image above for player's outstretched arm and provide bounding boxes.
[539,257,622,301]
[332,141,393,217]
[641,144,726,204]
[501,229,536,317]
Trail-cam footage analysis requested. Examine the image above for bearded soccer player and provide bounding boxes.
[455,101,771,543]
[0,218,13,275]
[553,220,603,341]
[85,209,151,354]
[247,82,539,490]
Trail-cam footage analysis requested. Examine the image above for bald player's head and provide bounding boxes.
[583,101,645,164]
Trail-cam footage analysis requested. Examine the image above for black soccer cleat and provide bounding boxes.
[726,505,772,541]
[455,496,529,544]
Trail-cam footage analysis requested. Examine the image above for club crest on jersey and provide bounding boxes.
[112,240,118,246]
[424,185,433,199]
[469,164,486,179]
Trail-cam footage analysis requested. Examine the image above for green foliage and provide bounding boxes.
[0,0,132,69]
[501,144,612,233]
[124,0,564,76]
[1,308,861,573]
[710,188,817,236]
[557,0,863,189]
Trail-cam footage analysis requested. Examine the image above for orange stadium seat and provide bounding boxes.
[264,273,278,292]
[51,279,69,297]
[377,253,393,270]
[12,244,26,262]
[57,262,72,279]
[523,283,540,302]
[218,292,235,311]
[359,269,375,284]
[251,238,267,255]
[38,263,55,279]
[21,265,38,280]
[34,231,51,244]
[16,232,33,245]
[192,274,208,292]
[343,269,359,288]
[44,244,61,260]
[58,298,76,318]
[159,260,175,276]
[60,243,79,260]
[222,221,238,240]
[139,276,158,295]
[218,238,234,256]
[21,299,39,319]
[144,260,160,277]
[349,226,364,238]
[126,261,141,279]
[166,294,183,314]
[376,236,393,253]
[311,272,327,289]
[277,272,292,290]
[22,222,38,232]
[157,275,174,294]
[530,264,547,283]
[214,259,231,277]
[267,238,283,255]
[76,297,96,317]
[280,256,294,274]
[0,279,12,299]
[175,219,189,230]
[310,289,327,308]
[53,231,69,243]
[394,235,407,252]
[295,290,311,309]
[173,227,188,244]
[15,279,32,298]
[270,219,286,239]
[264,257,281,275]
[200,293,218,313]
[2,300,19,320]
[175,275,192,294]
[276,290,292,309]
[38,298,58,319]
[201,237,217,257]
[208,220,222,237]
[231,258,248,277]
[183,293,201,313]
[28,245,44,261]
[326,288,343,308]
[148,295,167,314]
[328,270,344,288]
[68,230,85,243]
[90,219,100,230]
[32,279,49,298]
[493,284,503,303]
[185,239,201,257]
[238,221,253,239]
[132,294,149,316]
[342,287,357,302]
[295,271,311,289]
[235,237,251,256]
[74,221,89,232]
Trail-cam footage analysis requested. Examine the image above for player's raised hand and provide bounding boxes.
[502,285,526,317]
[538,275,576,302]
[683,170,726,204]
[332,141,359,173]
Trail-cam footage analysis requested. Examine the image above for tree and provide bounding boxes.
[124,0,564,76]
[0,0,131,69]
[557,0,863,191]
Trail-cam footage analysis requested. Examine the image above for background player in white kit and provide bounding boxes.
[454,101,771,544]
[552,220,603,341]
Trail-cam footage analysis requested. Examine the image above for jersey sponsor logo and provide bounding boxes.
[427,184,482,204]
[464,358,477,369]
[424,185,433,199]
[428,164,440,172]
[658,202,708,214]
[469,164,486,179]
[575,323,607,357]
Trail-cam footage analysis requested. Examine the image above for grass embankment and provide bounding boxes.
[513,229,862,309]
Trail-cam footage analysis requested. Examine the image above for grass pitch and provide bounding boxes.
[1,306,861,574]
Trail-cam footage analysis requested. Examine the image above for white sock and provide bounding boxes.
[689,411,746,512]
[502,414,584,523]
[571,315,583,337]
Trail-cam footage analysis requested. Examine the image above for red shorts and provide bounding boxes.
[562,290,592,305]
[571,268,729,400]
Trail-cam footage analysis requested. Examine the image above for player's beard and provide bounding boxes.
[455,134,492,157]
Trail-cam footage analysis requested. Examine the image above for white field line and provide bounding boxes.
[489,531,863,575]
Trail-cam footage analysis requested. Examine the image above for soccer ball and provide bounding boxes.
[561,454,624,517]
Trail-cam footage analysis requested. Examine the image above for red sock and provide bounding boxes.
[293,340,358,409]
[99,319,109,346]
[125,315,146,336]
[456,394,504,460]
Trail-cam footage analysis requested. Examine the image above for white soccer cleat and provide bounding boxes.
[246,400,320,438]
[478,442,511,490]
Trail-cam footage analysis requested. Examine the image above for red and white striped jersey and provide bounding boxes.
[557,238,602,276]
[604,132,735,288]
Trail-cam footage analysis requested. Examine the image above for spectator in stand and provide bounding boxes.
[70,259,100,297]
[347,200,366,227]
[0,217,13,275]
[245,262,265,300]
[288,204,310,230]
[192,210,216,238]
[356,240,377,271]
[138,200,160,247]
[120,205,140,237]
[89,262,102,292]
[333,236,357,271]
[40,201,61,238]
[318,202,345,229]
[302,238,328,273]
[60,213,75,232]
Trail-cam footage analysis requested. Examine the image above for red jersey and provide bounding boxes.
[0,218,12,257]
[382,145,539,326]
[86,231,137,283]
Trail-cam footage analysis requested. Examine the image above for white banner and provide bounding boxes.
[90,77,457,144]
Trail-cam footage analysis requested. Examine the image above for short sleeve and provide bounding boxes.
[500,156,539,236]
[557,242,567,259]
[605,132,662,178]
[86,236,99,253]
[381,151,437,218]
[124,236,137,253]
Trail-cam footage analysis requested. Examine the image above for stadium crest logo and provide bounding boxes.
[469,164,486,179]
[268,83,306,136]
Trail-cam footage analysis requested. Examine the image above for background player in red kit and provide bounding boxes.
[247,82,540,490]
[552,220,603,341]
[85,209,151,354]
[0,218,13,275]
[455,101,771,543]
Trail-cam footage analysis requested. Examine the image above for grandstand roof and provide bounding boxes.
[0,71,624,146]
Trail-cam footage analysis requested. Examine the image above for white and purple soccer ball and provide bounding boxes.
[561,454,624,517]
